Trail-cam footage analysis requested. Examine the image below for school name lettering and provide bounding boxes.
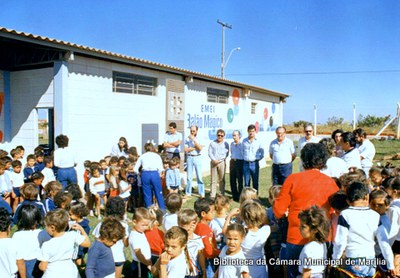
[187,113,223,129]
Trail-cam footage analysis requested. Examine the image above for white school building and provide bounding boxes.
[0,27,289,181]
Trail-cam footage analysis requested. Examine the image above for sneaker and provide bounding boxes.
[97,215,102,220]
[89,210,94,217]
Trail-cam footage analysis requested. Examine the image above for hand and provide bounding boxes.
[160,252,171,265]
[228,208,240,219]
[71,223,84,233]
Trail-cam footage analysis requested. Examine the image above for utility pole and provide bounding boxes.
[217,19,232,78]
[353,103,356,130]
[314,104,317,136]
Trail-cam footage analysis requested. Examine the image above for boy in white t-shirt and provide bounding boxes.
[9,160,24,212]
[163,193,182,231]
[129,207,152,278]
[41,156,56,188]
[0,207,24,278]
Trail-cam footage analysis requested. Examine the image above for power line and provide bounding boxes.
[225,69,400,76]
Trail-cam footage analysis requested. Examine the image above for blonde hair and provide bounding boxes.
[148,205,163,229]
[178,208,198,226]
[240,200,267,228]
[132,207,151,222]
[268,185,282,205]
[214,194,230,213]
[239,187,258,205]
[44,181,62,196]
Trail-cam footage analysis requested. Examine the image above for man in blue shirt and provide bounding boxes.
[163,122,182,160]
[242,124,264,191]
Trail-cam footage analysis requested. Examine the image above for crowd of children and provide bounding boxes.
[1,139,400,278]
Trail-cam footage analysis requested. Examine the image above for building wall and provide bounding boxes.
[66,56,182,162]
[184,80,283,174]
[0,68,53,154]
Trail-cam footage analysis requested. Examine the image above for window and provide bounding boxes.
[113,72,157,96]
[251,102,257,114]
[207,87,229,104]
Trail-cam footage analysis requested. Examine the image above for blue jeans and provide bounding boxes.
[272,163,292,185]
[345,257,376,277]
[25,258,37,278]
[56,167,77,190]
[229,159,243,201]
[141,171,166,211]
[284,242,304,278]
[186,155,204,196]
[243,160,259,191]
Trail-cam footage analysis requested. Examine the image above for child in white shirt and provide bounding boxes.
[297,205,330,278]
[38,209,90,278]
[163,193,182,231]
[209,194,229,250]
[89,167,107,220]
[9,160,24,212]
[41,156,56,188]
[129,207,152,278]
[152,226,188,278]
[216,223,249,278]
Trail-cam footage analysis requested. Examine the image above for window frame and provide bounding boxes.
[206,87,229,104]
[113,71,157,96]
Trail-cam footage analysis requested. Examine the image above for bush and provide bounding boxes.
[357,114,391,128]
[293,120,311,128]
[326,116,344,126]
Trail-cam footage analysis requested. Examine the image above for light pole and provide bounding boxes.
[218,19,240,78]
[353,103,356,130]
[313,104,317,136]
[224,47,241,75]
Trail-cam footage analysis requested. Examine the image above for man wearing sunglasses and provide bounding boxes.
[208,129,229,198]
[298,125,320,172]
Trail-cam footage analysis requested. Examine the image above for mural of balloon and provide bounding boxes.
[255,121,259,133]
[232,89,240,106]
[272,102,276,114]
[227,108,234,123]
[263,107,268,120]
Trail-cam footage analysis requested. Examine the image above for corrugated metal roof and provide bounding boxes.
[0,26,289,99]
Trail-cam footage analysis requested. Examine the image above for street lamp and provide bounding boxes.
[223,47,241,78]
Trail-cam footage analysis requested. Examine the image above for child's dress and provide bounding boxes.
[298,241,327,278]
[241,225,271,278]
[218,246,249,278]
[38,231,86,278]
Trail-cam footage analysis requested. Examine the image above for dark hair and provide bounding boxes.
[65,183,82,200]
[55,134,69,148]
[27,154,36,161]
[339,171,368,191]
[169,122,177,129]
[347,182,369,203]
[216,129,225,136]
[99,217,125,242]
[67,201,89,218]
[369,189,391,206]
[43,156,53,166]
[17,204,42,230]
[298,205,329,243]
[247,124,256,131]
[118,137,129,152]
[35,151,44,158]
[300,143,329,170]
[109,156,119,164]
[382,177,394,191]
[16,145,25,151]
[353,128,367,138]
[341,132,356,147]
[11,160,22,168]
[144,143,154,152]
[0,207,11,232]
[369,166,383,176]
[331,129,344,140]
[105,196,126,221]
[54,191,73,209]
[194,197,214,218]
[389,177,400,192]
[226,223,246,238]
[165,193,182,213]
[276,126,286,133]
[31,172,44,181]
[328,191,349,212]
[44,181,62,196]
[319,138,336,156]
[0,156,12,164]
[44,209,69,232]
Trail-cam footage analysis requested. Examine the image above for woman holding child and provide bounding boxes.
[273,142,339,278]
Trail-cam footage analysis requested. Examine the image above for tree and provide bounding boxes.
[326,116,344,126]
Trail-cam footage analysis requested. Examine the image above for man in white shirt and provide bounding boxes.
[184,125,204,197]
[208,129,229,198]
[340,132,362,170]
[269,126,296,185]
[298,125,320,172]
[230,130,244,202]
[163,122,182,160]
[242,124,264,191]
[353,128,376,175]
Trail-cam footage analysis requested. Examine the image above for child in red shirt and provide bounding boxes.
[145,205,165,265]
[194,197,220,277]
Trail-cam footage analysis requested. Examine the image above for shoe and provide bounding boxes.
[97,216,102,220]
[89,210,94,217]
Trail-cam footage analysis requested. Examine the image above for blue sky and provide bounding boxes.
[1,0,399,124]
